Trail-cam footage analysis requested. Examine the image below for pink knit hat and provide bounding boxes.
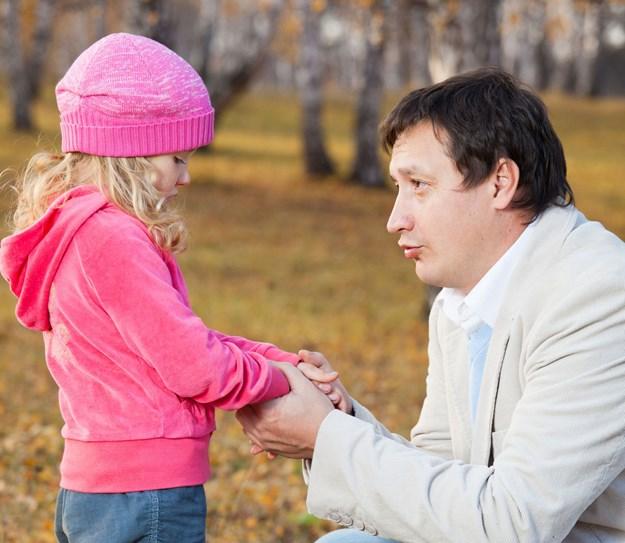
[56,33,214,157]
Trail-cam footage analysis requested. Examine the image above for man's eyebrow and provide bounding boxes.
[395,166,437,179]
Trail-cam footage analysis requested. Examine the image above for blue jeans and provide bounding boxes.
[55,485,206,542]
[316,529,400,543]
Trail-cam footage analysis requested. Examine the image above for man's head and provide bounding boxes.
[382,67,573,218]
[382,68,574,293]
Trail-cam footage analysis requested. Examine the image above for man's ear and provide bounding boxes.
[491,158,520,210]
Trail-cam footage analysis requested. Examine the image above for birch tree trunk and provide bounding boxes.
[545,0,576,92]
[125,0,175,48]
[501,0,547,89]
[3,0,29,130]
[428,2,462,81]
[408,0,432,87]
[189,0,219,83]
[207,1,284,115]
[124,0,284,123]
[458,0,502,71]
[297,0,335,177]
[573,0,604,96]
[3,0,56,131]
[350,0,388,188]
[94,0,107,39]
[394,0,432,88]
[593,1,625,96]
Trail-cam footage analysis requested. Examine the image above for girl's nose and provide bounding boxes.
[178,170,191,186]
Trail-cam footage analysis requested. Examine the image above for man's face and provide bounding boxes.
[387,121,499,294]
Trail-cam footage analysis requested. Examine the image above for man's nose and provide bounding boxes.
[386,195,414,233]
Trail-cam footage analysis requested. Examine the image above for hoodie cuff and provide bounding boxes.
[261,346,301,365]
[253,364,291,403]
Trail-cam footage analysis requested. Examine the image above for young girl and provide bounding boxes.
[0,33,304,542]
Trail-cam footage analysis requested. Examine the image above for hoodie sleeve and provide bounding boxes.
[74,212,293,409]
[211,330,301,365]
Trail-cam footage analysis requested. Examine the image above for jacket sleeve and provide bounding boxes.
[409,301,454,459]
[77,218,291,409]
[306,271,625,542]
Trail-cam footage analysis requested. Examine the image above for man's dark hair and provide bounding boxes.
[380,67,574,217]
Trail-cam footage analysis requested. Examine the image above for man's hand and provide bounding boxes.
[236,362,334,459]
[297,349,354,414]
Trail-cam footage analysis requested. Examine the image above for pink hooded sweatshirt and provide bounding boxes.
[0,185,299,492]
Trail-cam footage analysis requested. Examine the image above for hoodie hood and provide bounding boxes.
[0,185,109,331]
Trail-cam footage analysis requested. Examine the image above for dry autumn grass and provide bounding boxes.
[0,86,624,542]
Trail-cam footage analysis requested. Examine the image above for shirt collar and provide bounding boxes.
[438,219,537,334]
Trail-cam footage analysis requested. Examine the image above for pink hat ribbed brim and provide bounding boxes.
[60,111,214,157]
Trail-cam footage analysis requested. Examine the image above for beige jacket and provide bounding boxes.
[307,206,625,542]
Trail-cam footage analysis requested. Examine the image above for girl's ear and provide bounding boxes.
[491,158,520,210]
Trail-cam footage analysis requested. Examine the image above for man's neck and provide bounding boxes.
[459,212,531,296]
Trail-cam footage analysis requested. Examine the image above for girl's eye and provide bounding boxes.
[174,156,187,165]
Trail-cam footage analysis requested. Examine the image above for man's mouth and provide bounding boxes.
[399,244,424,259]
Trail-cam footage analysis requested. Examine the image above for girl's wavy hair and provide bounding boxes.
[10,151,187,253]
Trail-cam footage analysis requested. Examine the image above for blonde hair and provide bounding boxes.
[10,152,187,253]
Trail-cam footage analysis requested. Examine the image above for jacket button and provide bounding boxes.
[340,515,353,527]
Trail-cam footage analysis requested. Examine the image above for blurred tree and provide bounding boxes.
[2,0,56,130]
[591,0,625,96]
[458,0,502,70]
[125,0,175,48]
[428,0,462,80]
[406,0,432,87]
[350,0,389,188]
[501,0,548,89]
[545,0,578,92]
[297,0,335,177]
[572,0,605,96]
[124,0,285,117]
[388,0,432,88]
[189,0,220,83]
[197,0,285,116]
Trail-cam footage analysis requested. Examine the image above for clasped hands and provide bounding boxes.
[235,350,352,460]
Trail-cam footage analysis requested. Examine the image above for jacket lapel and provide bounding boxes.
[442,325,473,462]
[468,205,581,465]
[470,319,513,464]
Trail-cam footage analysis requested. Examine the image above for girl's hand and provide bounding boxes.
[297,349,353,415]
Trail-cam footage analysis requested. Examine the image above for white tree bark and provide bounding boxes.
[350,0,388,187]
[501,0,547,88]
[3,0,56,130]
[189,0,219,82]
[206,0,285,115]
[573,0,604,96]
[428,2,462,81]
[297,0,335,177]
[458,0,502,71]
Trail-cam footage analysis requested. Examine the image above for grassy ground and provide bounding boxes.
[0,87,624,542]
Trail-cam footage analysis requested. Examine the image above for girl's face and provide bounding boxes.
[148,152,192,199]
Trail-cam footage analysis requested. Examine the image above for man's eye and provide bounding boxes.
[411,179,425,189]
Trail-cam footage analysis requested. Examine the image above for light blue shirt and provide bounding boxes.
[438,219,538,420]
